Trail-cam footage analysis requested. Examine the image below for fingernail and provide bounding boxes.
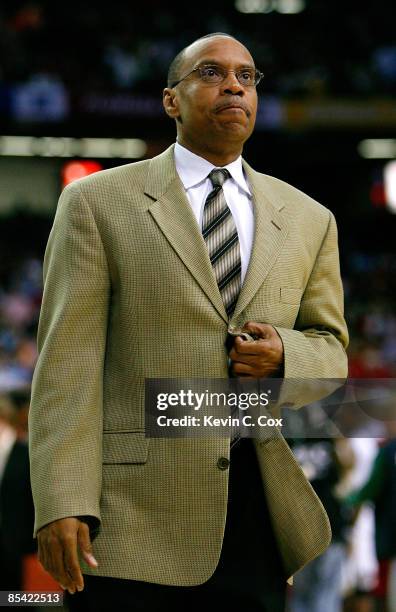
[87,553,98,567]
[77,586,83,592]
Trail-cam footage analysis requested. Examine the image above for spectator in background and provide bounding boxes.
[289,438,354,612]
[345,423,396,612]
[342,437,379,612]
[0,393,36,590]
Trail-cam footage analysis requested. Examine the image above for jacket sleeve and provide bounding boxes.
[28,181,110,538]
[274,210,349,381]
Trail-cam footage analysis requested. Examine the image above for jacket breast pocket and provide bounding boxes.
[280,287,303,305]
[102,431,149,465]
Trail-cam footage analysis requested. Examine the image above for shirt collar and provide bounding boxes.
[174,141,251,196]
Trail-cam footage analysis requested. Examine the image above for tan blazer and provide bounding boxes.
[28,144,349,585]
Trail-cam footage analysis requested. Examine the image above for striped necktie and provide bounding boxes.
[202,169,241,318]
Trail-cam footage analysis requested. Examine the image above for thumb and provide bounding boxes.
[77,521,98,568]
[242,321,272,339]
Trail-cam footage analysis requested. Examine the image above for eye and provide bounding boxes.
[239,70,254,84]
[201,65,222,80]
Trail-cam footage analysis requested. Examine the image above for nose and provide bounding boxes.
[222,71,244,95]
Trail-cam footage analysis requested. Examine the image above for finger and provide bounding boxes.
[233,336,271,355]
[231,361,255,376]
[229,349,264,365]
[78,521,98,569]
[235,372,256,379]
[63,532,84,593]
[64,558,81,594]
[242,321,274,338]
[46,537,73,591]
[38,535,67,590]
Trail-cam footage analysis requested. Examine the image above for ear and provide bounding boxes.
[163,88,181,120]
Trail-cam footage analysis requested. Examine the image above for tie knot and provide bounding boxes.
[208,168,230,188]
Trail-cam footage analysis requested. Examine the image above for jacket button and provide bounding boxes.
[217,457,230,470]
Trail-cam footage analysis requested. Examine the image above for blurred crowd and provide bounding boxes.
[0,257,41,392]
[344,252,396,380]
[0,0,395,110]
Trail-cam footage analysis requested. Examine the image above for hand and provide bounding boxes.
[37,517,98,594]
[229,321,284,378]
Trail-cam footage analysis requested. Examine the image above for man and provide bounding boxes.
[29,33,348,611]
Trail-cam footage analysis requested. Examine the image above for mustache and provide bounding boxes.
[213,98,251,117]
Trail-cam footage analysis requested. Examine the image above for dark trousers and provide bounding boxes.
[65,439,287,611]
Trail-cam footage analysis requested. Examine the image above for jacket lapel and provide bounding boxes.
[145,145,228,323]
[144,145,290,324]
[231,160,290,320]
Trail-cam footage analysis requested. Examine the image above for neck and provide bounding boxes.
[177,137,242,167]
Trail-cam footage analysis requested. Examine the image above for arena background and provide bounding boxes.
[0,1,395,610]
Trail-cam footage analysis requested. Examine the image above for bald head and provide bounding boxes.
[167,33,252,88]
[163,33,258,166]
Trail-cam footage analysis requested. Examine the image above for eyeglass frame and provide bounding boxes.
[169,63,264,89]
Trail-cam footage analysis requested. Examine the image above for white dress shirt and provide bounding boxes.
[174,142,255,284]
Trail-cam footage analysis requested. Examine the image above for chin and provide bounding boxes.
[219,122,250,138]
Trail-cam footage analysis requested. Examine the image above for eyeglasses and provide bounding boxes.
[170,64,264,88]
